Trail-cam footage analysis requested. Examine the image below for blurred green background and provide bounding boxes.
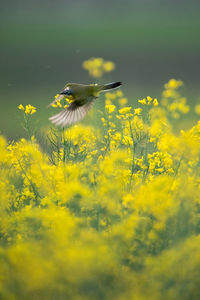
[1,0,200,140]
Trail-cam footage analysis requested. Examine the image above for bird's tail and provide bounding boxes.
[101,81,122,91]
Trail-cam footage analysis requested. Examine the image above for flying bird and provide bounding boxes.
[49,82,122,127]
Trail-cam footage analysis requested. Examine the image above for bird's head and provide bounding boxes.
[59,86,73,97]
[59,83,93,101]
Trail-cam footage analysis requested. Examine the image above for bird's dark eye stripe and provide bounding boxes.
[66,90,72,95]
[60,88,73,96]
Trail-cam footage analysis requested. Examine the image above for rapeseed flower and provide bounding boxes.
[134,108,142,115]
[147,96,153,104]
[105,104,116,114]
[82,57,115,78]
[195,104,200,115]
[153,98,159,106]
[18,104,24,111]
[25,104,36,115]
[119,107,132,114]
[119,97,128,106]
[138,98,146,105]
[18,104,36,115]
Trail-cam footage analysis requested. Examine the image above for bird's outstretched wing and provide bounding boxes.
[49,100,94,127]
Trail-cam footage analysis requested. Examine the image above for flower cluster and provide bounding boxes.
[82,57,115,78]
[161,79,190,118]
[138,96,159,106]
[1,76,200,300]
[18,104,36,115]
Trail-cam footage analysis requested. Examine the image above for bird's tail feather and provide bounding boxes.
[101,81,122,91]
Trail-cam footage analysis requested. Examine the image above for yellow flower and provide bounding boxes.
[134,108,142,115]
[116,90,123,97]
[51,103,58,108]
[138,98,146,105]
[162,89,176,98]
[24,104,37,115]
[82,57,115,78]
[53,100,62,108]
[122,135,133,146]
[112,132,121,141]
[54,94,60,99]
[172,112,180,119]
[105,104,116,114]
[103,61,115,72]
[195,104,200,115]
[91,69,102,78]
[93,57,104,67]
[165,79,183,89]
[101,146,107,151]
[147,96,152,104]
[18,104,24,111]
[153,98,159,106]
[90,150,98,156]
[122,193,134,207]
[66,98,73,104]
[119,98,128,107]
[105,99,112,105]
[119,107,132,114]
[150,137,156,143]
[105,92,116,100]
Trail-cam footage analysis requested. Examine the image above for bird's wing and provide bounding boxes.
[49,100,95,127]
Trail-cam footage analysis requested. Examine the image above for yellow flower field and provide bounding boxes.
[1,61,200,299]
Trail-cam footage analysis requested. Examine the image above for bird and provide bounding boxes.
[49,82,122,127]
